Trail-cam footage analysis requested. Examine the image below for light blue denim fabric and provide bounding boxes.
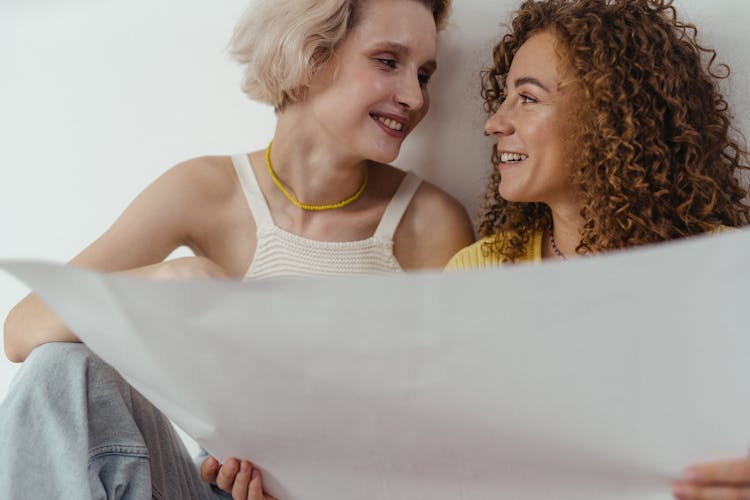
[0,343,231,500]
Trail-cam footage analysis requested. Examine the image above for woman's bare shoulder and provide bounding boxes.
[391,172,476,270]
[80,155,246,267]
[160,155,238,201]
[409,179,475,241]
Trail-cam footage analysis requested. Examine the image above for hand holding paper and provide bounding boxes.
[2,230,749,500]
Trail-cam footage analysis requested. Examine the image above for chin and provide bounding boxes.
[367,146,401,164]
[498,186,541,204]
[498,184,524,203]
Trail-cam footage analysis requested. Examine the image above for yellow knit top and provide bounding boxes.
[445,230,545,270]
[446,226,732,270]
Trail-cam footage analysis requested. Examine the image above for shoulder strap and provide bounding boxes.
[232,153,274,228]
[374,172,422,239]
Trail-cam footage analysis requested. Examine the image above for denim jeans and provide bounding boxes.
[0,342,230,500]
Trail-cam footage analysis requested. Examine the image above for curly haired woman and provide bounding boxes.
[447,0,750,498]
[449,0,748,268]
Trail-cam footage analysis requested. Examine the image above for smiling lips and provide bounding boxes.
[371,113,407,137]
[499,151,528,163]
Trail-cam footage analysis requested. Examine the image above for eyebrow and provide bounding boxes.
[513,76,551,93]
[371,41,438,72]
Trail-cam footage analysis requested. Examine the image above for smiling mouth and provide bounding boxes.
[499,152,528,163]
[371,114,405,132]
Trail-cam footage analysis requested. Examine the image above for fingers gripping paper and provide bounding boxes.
[1,230,749,500]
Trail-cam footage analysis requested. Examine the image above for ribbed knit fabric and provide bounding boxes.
[232,154,422,279]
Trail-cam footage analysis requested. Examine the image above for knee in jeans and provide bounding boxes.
[21,342,102,388]
[27,341,91,367]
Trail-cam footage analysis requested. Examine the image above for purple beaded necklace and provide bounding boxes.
[548,226,567,260]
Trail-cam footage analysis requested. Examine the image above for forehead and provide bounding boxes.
[508,31,563,87]
[346,0,438,57]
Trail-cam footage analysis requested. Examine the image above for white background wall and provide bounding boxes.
[2,1,749,402]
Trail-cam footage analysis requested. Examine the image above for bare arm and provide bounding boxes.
[3,158,237,362]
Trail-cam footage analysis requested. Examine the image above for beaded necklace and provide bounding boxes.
[548,226,567,260]
[265,141,368,211]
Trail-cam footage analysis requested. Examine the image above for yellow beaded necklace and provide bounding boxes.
[265,141,368,211]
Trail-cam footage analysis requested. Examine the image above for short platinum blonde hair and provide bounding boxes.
[229,0,452,110]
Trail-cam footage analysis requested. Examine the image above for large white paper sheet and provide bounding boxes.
[1,230,749,500]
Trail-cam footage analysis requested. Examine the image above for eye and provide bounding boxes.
[418,72,431,87]
[520,94,537,104]
[377,58,397,69]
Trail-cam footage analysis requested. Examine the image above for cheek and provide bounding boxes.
[548,127,569,160]
[552,122,581,174]
[331,65,376,97]
[534,116,568,160]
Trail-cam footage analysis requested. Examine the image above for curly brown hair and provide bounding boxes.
[479,0,750,261]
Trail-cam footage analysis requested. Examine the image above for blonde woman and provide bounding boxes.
[0,0,473,498]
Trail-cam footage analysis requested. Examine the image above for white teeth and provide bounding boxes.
[500,152,528,163]
[377,116,404,132]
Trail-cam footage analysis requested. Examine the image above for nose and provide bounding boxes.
[395,73,426,111]
[484,101,513,136]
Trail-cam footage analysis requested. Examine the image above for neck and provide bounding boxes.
[546,203,584,259]
[270,108,369,207]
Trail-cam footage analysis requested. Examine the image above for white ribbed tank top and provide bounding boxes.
[232,154,422,280]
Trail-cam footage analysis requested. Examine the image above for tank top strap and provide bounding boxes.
[232,153,274,228]
[373,172,422,240]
